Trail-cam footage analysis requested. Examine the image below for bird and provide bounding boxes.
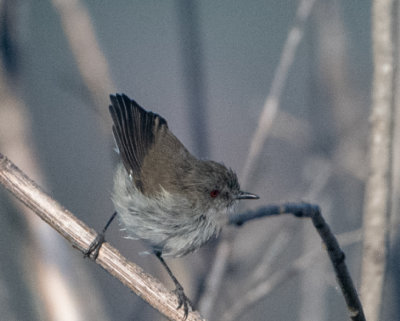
[86,93,259,318]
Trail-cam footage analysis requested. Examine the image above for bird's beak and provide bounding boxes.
[236,191,259,200]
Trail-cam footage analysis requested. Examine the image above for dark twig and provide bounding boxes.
[229,203,366,321]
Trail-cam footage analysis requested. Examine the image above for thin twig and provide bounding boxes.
[360,1,394,320]
[220,228,362,321]
[391,0,400,248]
[199,1,318,315]
[0,153,204,321]
[197,240,231,319]
[241,0,317,186]
[229,158,332,319]
[176,0,208,157]
[51,0,114,128]
[229,204,366,321]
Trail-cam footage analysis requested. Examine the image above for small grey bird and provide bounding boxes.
[87,94,259,318]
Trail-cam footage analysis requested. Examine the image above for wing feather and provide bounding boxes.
[109,94,168,181]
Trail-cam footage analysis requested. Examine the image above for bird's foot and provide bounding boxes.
[173,284,193,319]
[84,233,105,260]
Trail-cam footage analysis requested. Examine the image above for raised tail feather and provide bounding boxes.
[109,94,168,180]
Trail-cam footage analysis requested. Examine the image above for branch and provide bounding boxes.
[360,1,394,320]
[240,0,317,186]
[0,153,204,321]
[51,0,114,129]
[229,203,366,321]
[220,228,362,321]
[200,0,318,314]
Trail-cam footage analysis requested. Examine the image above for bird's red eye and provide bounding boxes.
[210,190,220,198]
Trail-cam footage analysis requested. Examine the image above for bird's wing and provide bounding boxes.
[109,94,168,180]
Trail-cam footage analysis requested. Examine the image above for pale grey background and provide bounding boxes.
[1,1,395,321]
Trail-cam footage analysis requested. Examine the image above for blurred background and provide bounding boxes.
[0,0,397,320]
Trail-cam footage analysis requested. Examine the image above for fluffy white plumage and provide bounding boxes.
[112,163,235,257]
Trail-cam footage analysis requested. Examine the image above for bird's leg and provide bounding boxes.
[154,251,192,319]
[84,211,118,259]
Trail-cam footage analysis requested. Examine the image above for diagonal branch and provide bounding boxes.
[241,0,317,186]
[51,0,115,129]
[229,204,366,321]
[0,153,204,321]
[0,151,366,320]
[220,228,362,321]
[200,0,318,316]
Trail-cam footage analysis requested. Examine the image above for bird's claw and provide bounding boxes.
[84,233,105,260]
[173,284,192,319]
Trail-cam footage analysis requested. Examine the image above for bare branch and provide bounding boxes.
[197,240,231,319]
[200,1,318,315]
[360,1,394,320]
[220,228,362,321]
[51,0,115,127]
[229,204,366,321]
[0,24,110,318]
[241,0,317,186]
[0,153,204,321]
